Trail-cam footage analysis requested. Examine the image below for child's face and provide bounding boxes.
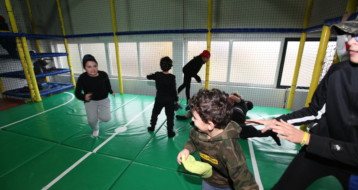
[84,61,98,77]
[192,111,210,133]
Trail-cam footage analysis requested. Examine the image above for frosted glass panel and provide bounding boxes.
[280,41,336,88]
[230,41,281,85]
[109,43,139,77]
[140,42,172,76]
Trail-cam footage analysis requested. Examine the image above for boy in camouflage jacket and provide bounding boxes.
[177,88,258,190]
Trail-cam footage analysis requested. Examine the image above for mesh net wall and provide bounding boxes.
[0,0,353,107]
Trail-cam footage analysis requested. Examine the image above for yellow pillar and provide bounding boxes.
[21,36,42,101]
[305,26,330,107]
[5,0,41,101]
[56,0,76,87]
[204,0,213,89]
[110,0,124,94]
[0,69,4,93]
[286,0,313,110]
[345,0,357,15]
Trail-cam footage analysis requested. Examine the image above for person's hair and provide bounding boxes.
[82,54,98,68]
[160,56,173,72]
[190,88,233,129]
[246,101,254,110]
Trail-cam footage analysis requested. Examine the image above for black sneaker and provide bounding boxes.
[174,104,182,111]
[147,126,155,132]
[176,115,188,120]
[168,130,176,138]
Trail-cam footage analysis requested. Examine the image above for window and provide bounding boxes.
[109,42,139,77]
[187,41,229,82]
[55,44,82,74]
[278,39,336,88]
[140,42,172,76]
[230,41,281,86]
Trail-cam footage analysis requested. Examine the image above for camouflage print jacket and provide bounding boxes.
[184,121,259,190]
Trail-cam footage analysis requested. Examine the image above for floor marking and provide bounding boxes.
[114,126,127,133]
[41,152,92,190]
[111,97,137,113]
[0,92,75,130]
[42,102,154,189]
[0,94,137,130]
[248,140,264,190]
[93,102,153,153]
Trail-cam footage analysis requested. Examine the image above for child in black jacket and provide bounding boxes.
[178,50,210,106]
[147,56,180,138]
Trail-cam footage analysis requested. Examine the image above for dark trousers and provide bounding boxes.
[150,98,174,131]
[177,74,192,103]
[272,147,350,190]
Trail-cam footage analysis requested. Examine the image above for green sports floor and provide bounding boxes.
[0,91,343,190]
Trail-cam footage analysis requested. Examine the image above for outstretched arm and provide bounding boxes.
[193,74,201,83]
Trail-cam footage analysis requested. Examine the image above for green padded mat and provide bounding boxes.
[0,91,343,190]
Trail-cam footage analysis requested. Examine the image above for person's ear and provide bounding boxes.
[207,121,215,131]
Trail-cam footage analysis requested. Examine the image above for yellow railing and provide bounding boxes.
[110,0,124,94]
[204,0,213,89]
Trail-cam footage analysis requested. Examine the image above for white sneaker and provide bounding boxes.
[92,130,99,137]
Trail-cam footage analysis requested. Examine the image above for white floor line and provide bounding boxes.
[0,92,75,130]
[248,139,264,190]
[41,152,92,190]
[110,97,137,113]
[42,102,154,190]
[93,102,154,153]
[0,94,137,130]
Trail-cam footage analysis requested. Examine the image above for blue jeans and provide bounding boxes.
[202,180,232,190]
[350,175,358,190]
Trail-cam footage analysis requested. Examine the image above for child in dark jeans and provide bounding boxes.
[147,56,180,138]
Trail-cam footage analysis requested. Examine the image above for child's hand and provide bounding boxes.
[177,149,190,165]
[85,93,93,101]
